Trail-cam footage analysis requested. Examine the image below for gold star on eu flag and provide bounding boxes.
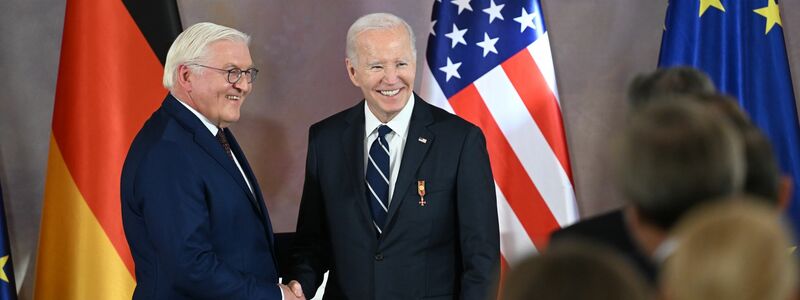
[754,0,783,34]
[0,255,8,283]
[698,0,725,17]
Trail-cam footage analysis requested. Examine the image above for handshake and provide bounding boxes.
[279,280,306,300]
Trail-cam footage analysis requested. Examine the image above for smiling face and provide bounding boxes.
[183,39,254,128]
[346,25,416,123]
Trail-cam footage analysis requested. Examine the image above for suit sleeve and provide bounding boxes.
[288,126,331,298]
[456,126,501,300]
[135,142,282,300]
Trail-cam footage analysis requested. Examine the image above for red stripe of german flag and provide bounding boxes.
[36,1,180,299]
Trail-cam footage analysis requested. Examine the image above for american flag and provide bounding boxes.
[420,0,578,268]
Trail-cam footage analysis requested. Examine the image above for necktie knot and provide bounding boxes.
[377,125,392,139]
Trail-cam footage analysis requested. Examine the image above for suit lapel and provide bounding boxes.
[194,129,257,207]
[164,96,279,269]
[225,130,268,220]
[385,96,434,230]
[163,96,264,221]
[226,130,278,266]
[342,102,375,231]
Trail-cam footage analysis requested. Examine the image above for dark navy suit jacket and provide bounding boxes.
[550,209,657,284]
[289,96,500,300]
[121,95,281,299]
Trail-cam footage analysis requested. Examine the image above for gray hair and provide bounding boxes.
[163,22,250,89]
[616,98,745,229]
[628,67,717,109]
[345,13,416,65]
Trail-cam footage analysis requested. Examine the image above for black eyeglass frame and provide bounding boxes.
[189,64,259,84]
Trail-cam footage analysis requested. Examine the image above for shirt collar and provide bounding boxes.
[174,93,219,136]
[364,94,415,138]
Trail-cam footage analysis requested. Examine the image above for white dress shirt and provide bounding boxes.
[364,95,415,204]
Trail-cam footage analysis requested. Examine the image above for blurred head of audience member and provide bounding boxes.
[661,199,797,300]
[742,128,790,205]
[628,66,716,109]
[693,93,788,206]
[630,67,790,205]
[615,98,745,254]
[500,241,652,300]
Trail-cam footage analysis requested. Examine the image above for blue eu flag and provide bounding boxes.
[659,0,800,235]
[0,183,16,300]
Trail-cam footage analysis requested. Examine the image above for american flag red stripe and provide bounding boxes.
[501,50,572,180]
[449,84,559,250]
[421,0,577,267]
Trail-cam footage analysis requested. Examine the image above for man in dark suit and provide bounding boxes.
[121,22,299,300]
[286,13,500,300]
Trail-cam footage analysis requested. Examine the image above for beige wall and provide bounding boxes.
[1,1,799,298]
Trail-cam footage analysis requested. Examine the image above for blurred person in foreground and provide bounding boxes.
[501,241,652,300]
[615,96,745,267]
[286,12,500,300]
[661,199,798,300]
[121,22,299,299]
[554,93,747,282]
[550,67,787,282]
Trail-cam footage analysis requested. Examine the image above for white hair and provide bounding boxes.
[162,22,250,89]
[345,13,416,65]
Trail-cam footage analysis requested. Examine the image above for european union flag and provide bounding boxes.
[0,184,16,300]
[659,0,800,234]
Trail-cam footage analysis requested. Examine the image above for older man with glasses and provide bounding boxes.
[120,22,302,300]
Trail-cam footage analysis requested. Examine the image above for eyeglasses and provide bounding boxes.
[189,64,259,84]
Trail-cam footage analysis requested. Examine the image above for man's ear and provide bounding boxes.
[345,58,359,86]
[176,64,194,92]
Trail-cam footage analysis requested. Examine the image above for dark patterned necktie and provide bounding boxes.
[216,127,262,216]
[216,127,235,162]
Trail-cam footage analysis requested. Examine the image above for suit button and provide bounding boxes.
[374,253,384,261]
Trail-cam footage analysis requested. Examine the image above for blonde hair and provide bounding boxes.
[662,199,797,300]
[162,22,250,89]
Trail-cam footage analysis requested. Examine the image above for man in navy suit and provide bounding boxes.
[121,22,300,300]
[286,13,500,300]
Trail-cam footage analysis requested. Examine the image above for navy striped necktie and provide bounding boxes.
[366,125,392,237]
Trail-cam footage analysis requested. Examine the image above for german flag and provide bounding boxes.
[36,1,181,299]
